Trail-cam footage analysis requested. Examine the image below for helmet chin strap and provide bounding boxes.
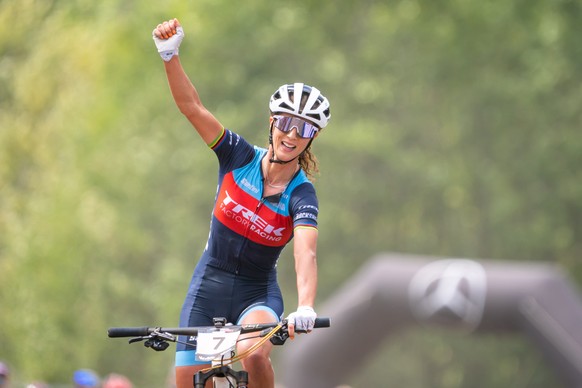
[269,154,296,164]
[268,124,313,164]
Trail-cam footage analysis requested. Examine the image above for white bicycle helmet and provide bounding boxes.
[269,83,331,129]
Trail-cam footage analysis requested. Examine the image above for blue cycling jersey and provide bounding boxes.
[175,128,319,366]
[204,128,319,277]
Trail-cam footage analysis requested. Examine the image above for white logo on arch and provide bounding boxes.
[408,259,487,331]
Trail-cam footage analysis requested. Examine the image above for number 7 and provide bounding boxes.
[213,335,225,350]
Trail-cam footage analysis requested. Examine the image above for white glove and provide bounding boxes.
[152,26,184,62]
[287,306,317,332]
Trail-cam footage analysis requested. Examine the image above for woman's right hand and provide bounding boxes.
[152,18,184,61]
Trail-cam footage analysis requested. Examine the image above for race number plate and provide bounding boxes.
[195,328,242,361]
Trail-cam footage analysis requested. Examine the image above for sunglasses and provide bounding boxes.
[272,115,319,139]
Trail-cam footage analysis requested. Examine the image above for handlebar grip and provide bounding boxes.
[108,327,150,338]
[314,317,330,328]
[294,317,331,333]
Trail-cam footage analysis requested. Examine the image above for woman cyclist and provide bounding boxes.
[152,18,331,388]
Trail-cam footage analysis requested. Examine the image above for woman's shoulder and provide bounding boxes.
[289,172,317,199]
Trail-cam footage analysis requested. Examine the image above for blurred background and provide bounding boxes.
[1,0,581,386]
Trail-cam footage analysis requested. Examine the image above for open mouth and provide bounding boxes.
[281,141,296,151]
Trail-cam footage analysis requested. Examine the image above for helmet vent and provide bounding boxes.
[306,113,321,122]
[279,101,293,111]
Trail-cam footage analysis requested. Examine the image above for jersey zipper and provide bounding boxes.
[235,197,267,274]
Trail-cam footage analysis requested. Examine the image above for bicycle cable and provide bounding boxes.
[200,322,283,373]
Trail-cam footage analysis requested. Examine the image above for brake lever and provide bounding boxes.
[128,337,146,345]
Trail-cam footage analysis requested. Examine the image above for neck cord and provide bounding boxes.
[264,168,290,189]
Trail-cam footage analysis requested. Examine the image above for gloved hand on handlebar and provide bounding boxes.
[152,18,184,62]
[286,306,317,339]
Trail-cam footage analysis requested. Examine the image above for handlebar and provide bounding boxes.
[108,317,330,338]
[108,317,330,386]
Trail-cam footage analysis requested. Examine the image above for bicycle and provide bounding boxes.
[108,316,330,388]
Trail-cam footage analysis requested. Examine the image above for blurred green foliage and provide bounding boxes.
[1,0,581,386]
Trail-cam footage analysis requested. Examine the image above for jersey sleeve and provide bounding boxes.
[209,128,255,173]
[290,183,319,230]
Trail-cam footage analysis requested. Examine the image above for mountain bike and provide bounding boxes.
[108,316,330,388]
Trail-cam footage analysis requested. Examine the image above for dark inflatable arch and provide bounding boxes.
[279,253,582,388]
